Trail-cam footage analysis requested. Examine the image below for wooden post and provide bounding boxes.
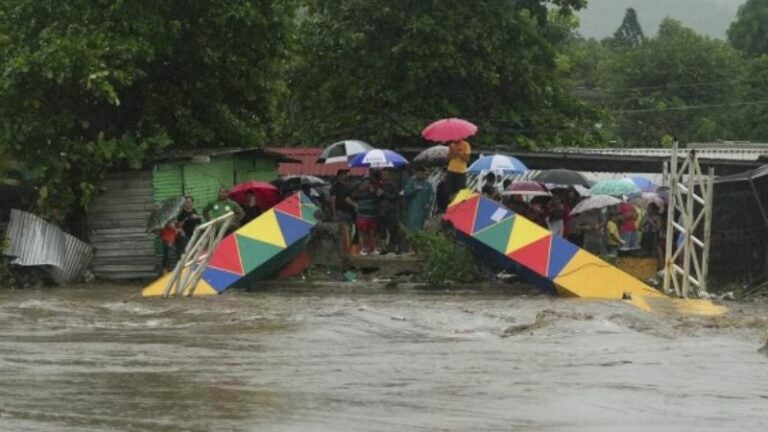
[681,152,697,298]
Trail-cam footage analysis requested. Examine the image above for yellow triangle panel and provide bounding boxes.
[505,217,550,255]
[184,279,218,296]
[236,209,287,249]
[554,250,662,300]
[449,189,477,208]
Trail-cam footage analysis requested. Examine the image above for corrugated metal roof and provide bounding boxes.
[154,147,298,163]
[549,147,768,161]
[5,209,94,284]
[268,148,368,177]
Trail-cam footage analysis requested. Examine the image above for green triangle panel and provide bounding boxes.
[472,215,515,254]
[235,234,285,274]
[301,204,317,224]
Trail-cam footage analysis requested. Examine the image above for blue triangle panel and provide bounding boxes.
[202,267,242,292]
[547,236,581,278]
[300,192,314,205]
[275,211,313,245]
[472,197,512,234]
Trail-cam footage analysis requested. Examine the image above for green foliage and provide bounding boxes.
[600,19,747,146]
[408,229,478,284]
[0,1,295,222]
[728,0,768,56]
[283,0,601,150]
[610,8,644,48]
[0,151,21,187]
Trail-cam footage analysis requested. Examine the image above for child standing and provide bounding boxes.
[605,213,625,258]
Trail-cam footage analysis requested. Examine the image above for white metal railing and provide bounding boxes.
[663,143,714,298]
[162,211,234,297]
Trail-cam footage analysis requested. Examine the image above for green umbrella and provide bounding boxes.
[146,196,185,233]
[588,179,641,197]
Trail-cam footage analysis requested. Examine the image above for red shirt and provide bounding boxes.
[160,225,178,244]
[619,202,636,232]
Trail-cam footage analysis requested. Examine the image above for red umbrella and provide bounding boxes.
[421,118,478,142]
[502,181,551,197]
[229,180,281,211]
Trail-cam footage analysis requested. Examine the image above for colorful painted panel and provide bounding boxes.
[143,192,318,296]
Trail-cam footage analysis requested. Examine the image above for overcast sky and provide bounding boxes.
[578,0,747,39]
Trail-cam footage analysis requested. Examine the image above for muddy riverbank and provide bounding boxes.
[1,284,767,431]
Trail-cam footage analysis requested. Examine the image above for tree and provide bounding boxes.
[601,19,747,146]
[728,0,768,56]
[611,8,645,48]
[282,0,602,150]
[0,1,295,223]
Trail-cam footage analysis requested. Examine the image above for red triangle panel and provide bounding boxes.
[207,234,244,275]
[507,235,552,277]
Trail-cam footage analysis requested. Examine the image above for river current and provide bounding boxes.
[0,285,766,431]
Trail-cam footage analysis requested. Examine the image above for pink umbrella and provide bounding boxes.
[421,118,478,142]
[502,181,551,197]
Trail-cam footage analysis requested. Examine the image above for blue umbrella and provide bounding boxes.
[468,154,528,175]
[349,149,408,168]
[627,175,658,192]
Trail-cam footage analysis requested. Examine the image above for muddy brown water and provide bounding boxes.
[1,285,767,431]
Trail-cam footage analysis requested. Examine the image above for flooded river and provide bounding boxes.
[1,285,767,431]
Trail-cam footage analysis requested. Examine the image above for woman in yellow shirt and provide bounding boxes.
[446,139,471,198]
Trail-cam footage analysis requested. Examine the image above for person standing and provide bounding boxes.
[618,201,639,251]
[330,169,355,223]
[241,192,262,225]
[446,139,471,198]
[376,169,402,254]
[573,208,605,256]
[176,196,202,255]
[404,166,435,232]
[435,172,451,214]
[605,212,625,258]
[346,178,379,255]
[160,220,181,272]
[203,187,244,233]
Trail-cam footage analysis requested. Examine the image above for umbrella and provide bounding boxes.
[317,140,373,164]
[588,179,641,196]
[349,149,409,168]
[468,154,528,175]
[573,185,591,196]
[421,118,478,142]
[274,175,326,187]
[502,181,551,197]
[229,180,281,210]
[146,196,185,233]
[570,195,622,215]
[414,145,449,163]
[626,175,658,192]
[628,192,665,209]
[534,169,591,188]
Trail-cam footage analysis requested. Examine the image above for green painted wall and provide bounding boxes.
[234,158,277,183]
[182,157,235,208]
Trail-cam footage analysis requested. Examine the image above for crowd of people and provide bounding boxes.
[155,133,671,273]
[476,173,670,269]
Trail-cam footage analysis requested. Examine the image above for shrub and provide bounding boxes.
[408,229,478,284]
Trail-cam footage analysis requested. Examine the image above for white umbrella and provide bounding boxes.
[570,195,622,215]
[317,140,373,164]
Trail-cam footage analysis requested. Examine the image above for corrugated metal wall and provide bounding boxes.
[6,209,94,284]
[88,170,157,280]
[183,157,235,206]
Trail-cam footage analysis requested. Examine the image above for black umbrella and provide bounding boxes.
[534,169,592,188]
